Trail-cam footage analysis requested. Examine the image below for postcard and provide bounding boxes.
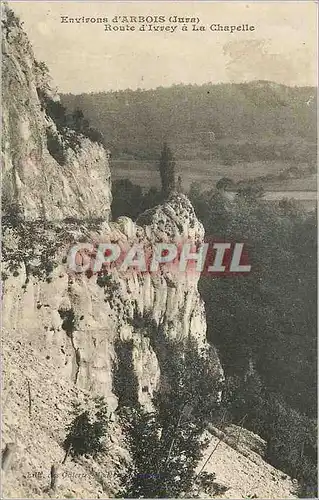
[1,1,317,498]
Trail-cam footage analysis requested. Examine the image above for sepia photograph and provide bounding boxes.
[1,1,317,498]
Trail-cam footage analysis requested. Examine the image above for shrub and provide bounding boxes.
[58,308,76,337]
[4,7,21,30]
[2,201,24,226]
[68,108,104,145]
[261,395,317,497]
[46,129,66,166]
[63,397,109,461]
[216,177,234,191]
[38,90,105,159]
[36,60,49,74]
[111,180,162,221]
[236,183,264,201]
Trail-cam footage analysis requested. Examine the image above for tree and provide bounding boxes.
[117,340,223,498]
[111,179,143,220]
[216,177,234,191]
[63,397,109,462]
[158,143,176,198]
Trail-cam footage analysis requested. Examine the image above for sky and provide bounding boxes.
[8,1,318,94]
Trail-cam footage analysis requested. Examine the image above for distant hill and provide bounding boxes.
[61,82,316,191]
[61,81,316,162]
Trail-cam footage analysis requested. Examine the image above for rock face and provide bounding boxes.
[1,4,295,499]
[2,193,221,412]
[2,5,111,221]
[2,4,219,403]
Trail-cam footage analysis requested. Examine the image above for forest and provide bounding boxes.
[61,81,316,165]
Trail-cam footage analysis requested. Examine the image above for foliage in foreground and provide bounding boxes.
[116,339,223,498]
[63,397,109,460]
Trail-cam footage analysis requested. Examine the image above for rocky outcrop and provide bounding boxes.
[2,193,222,412]
[2,1,219,456]
[2,191,225,497]
[2,4,111,221]
[2,198,296,498]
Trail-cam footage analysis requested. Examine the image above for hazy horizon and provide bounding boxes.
[61,79,316,96]
[9,1,317,93]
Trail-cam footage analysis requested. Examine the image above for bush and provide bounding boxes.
[68,108,104,145]
[190,185,317,496]
[37,89,105,159]
[111,180,163,221]
[261,395,317,497]
[46,129,66,165]
[236,183,264,201]
[63,397,109,461]
[36,60,49,74]
[216,177,234,191]
[4,7,21,30]
[2,201,24,226]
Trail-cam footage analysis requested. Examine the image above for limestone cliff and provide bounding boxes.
[1,199,295,499]
[2,5,111,221]
[3,193,220,409]
[1,4,296,499]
